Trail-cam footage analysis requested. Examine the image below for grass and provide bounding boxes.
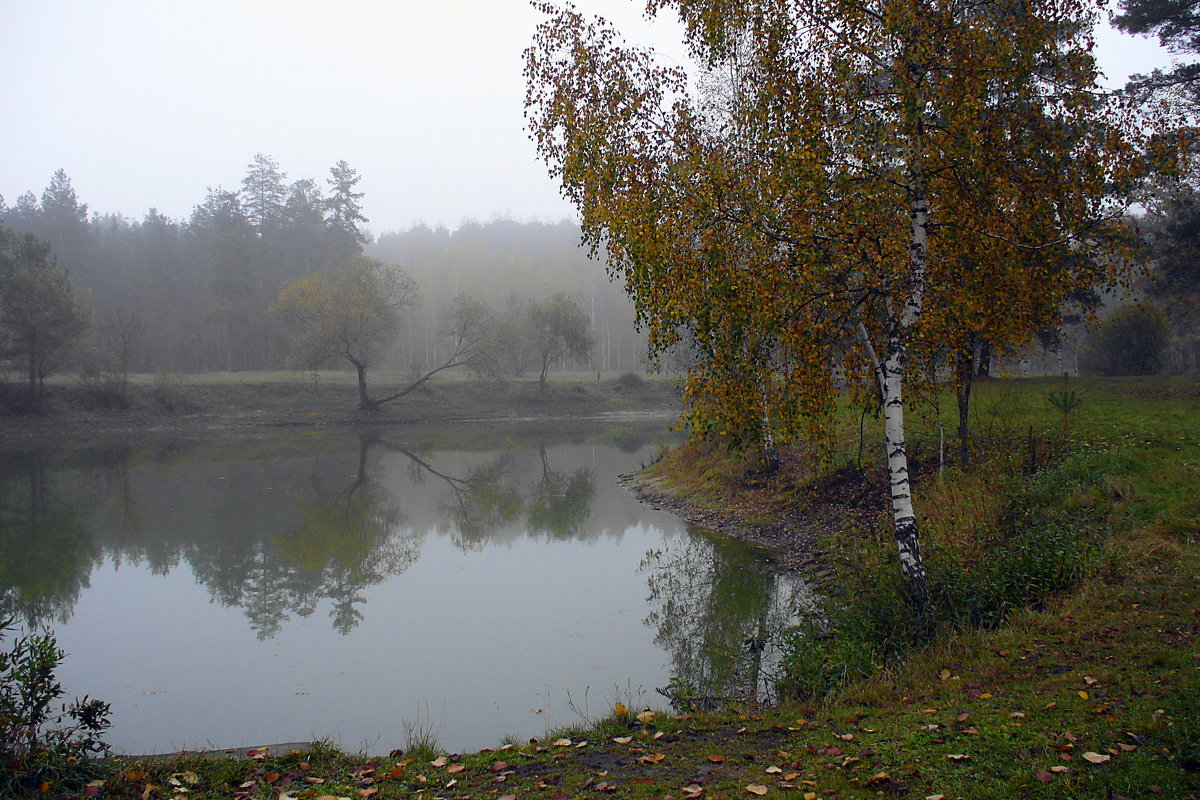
[10,376,1199,799]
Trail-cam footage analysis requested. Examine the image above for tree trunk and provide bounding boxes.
[976,339,992,377]
[955,341,974,462]
[353,359,376,411]
[875,188,932,618]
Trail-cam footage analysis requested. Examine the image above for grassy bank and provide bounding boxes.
[0,370,680,440]
[8,377,1199,799]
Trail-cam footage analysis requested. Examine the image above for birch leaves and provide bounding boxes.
[525,0,1147,609]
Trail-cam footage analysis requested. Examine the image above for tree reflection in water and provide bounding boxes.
[640,530,815,708]
[0,432,603,639]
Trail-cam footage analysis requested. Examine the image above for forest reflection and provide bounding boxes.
[0,427,645,639]
[641,531,815,706]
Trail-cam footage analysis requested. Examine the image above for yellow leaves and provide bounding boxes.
[746,784,769,795]
[1081,751,1111,764]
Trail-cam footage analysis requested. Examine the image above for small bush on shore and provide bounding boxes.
[0,616,111,797]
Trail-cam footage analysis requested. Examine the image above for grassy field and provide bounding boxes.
[7,376,1199,799]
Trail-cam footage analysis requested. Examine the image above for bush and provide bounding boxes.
[1,615,111,797]
[780,453,1113,698]
[1083,303,1171,376]
[614,372,646,392]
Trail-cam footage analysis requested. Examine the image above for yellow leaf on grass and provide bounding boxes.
[1082,751,1111,764]
[939,669,951,681]
[1077,691,1089,700]
[552,738,573,747]
[613,736,633,745]
[746,784,769,795]
[637,711,655,724]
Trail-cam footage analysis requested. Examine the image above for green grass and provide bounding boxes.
[9,376,1198,799]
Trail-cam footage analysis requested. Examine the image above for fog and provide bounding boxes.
[0,0,1172,234]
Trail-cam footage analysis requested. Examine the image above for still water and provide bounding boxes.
[0,421,812,755]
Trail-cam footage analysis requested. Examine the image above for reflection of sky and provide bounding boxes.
[55,522,681,755]
[32,426,734,755]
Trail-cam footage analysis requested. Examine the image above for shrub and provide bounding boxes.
[614,372,646,392]
[1,615,111,797]
[780,453,1113,698]
[1083,303,1171,376]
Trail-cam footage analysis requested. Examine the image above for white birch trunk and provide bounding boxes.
[858,189,932,614]
[881,191,931,612]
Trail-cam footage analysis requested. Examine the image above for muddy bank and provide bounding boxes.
[620,463,888,586]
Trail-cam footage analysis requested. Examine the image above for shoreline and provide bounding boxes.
[618,466,883,586]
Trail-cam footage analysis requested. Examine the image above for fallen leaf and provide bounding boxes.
[387,766,403,780]
[1010,712,1026,719]
[552,738,572,747]
[359,789,378,798]
[1050,766,1070,774]
[746,784,768,795]
[1082,751,1111,764]
[1035,770,1054,783]
[764,766,783,774]
[1084,676,1097,685]
[492,761,509,773]
[939,669,951,681]
[615,701,628,719]
[639,753,666,764]
[637,711,655,724]
[682,784,704,798]
[575,740,588,748]
[946,754,970,761]
[83,782,105,798]
[1078,691,1090,700]
[445,779,458,789]
[804,794,817,800]
[447,764,465,774]
[706,755,727,763]
[430,756,449,768]
[1118,743,1137,752]
[498,795,517,800]
[613,736,633,745]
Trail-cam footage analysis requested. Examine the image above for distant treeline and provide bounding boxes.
[0,157,645,376]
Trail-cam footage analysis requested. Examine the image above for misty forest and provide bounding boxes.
[1,0,1199,798]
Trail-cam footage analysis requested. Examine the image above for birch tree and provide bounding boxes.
[525,0,1145,613]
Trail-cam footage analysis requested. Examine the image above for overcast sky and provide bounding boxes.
[0,0,1175,236]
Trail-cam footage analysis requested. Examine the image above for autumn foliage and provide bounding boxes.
[525,0,1153,609]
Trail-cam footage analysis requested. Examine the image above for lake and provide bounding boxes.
[0,419,813,755]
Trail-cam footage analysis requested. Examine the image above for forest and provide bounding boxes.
[0,157,647,406]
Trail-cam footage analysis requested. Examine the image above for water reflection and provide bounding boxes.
[0,422,817,754]
[0,426,639,638]
[641,530,812,706]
